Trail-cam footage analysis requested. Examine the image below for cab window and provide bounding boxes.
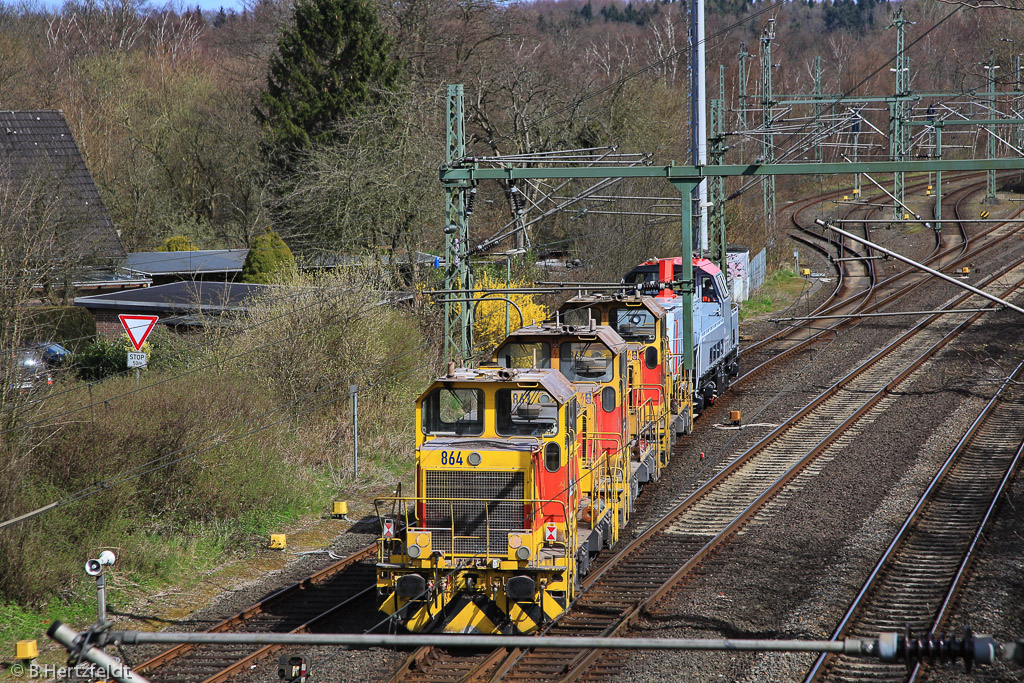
[496,389,558,437]
[422,388,484,436]
[559,342,614,383]
[561,307,592,327]
[611,307,656,341]
[700,276,718,303]
[497,342,551,369]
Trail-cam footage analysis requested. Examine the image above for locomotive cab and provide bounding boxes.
[375,367,583,634]
[496,323,635,551]
[560,295,675,480]
[623,257,740,415]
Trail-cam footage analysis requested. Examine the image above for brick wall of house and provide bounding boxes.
[93,310,125,339]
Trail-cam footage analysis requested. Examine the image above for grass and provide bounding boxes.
[739,269,809,320]
[0,267,434,655]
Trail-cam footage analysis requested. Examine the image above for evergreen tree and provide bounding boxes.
[256,0,401,171]
[241,231,296,284]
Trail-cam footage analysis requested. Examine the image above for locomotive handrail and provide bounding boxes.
[373,496,573,566]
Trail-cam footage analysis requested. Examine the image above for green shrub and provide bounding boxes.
[23,306,97,350]
[74,330,172,380]
[156,235,200,251]
[241,230,295,284]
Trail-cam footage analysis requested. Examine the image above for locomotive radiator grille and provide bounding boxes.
[423,471,525,555]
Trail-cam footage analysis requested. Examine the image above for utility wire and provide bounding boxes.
[0,285,409,438]
[726,4,964,200]
[0,342,436,531]
[479,1,785,151]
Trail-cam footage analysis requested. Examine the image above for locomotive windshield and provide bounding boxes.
[422,388,484,436]
[497,342,551,369]
[610,307,656,341]
[496,389,558,437]
[560,307,592,327]
[559,343,614,382]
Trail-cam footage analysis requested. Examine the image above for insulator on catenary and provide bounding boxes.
[891,625,995,673]
[509,185,526,215]
[465,187,477,217]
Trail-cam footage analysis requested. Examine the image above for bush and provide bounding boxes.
[0,265,435,615]
[156,235,200,251]
[74,330,171,381]
[23,306,96,351]
[241,230,295,284]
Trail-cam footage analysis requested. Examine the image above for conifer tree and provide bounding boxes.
[241,231,296,283]
[256,0,401,171]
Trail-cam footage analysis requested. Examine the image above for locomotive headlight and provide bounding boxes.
[407,544,423,558]
[515,546,531,561]
[507,534,523,549]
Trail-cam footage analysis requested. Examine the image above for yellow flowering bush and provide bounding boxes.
[472,271,548,353]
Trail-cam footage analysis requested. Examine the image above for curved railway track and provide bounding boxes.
[137,176,1023,683]
[388,239,1024,683]
[135,545,376,683]
[737,174,1024,385]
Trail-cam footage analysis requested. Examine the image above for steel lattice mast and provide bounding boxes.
[444,85,473,364]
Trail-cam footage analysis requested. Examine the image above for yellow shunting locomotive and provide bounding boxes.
[374,258,738,634]
[375,321,679,634]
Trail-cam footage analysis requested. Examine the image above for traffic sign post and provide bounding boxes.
[119,315,158,386]
[118,314,159,351]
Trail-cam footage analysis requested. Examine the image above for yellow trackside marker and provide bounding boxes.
[843,195,849,201]
[904,214,910,220]
[853,188,860,194]
[962,267,970,275]
[927,185,933,190]
[269,534,286,549]
[981,210,990,218]
[332,501,348,517]
[16,640,38,660]
[801,268,811,276]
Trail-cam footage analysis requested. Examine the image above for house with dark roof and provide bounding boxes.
[121,249,249,285]
[74,281,270,338]
[0,110,126,271]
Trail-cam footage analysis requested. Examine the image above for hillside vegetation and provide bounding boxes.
[1,0,1021,643]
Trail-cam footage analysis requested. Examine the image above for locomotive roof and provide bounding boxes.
[428,366,576,404]
[503,322,628,355]
[638,256,723,277]
[560,294,667,318]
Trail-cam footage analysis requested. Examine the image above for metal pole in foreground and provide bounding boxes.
[99,629,885,656]
[814,220,1024,315]
[350,385,358,480]
[47,623,151,683]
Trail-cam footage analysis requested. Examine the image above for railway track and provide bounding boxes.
[140,177,1022,683]
[388,234,1024,682]
[136,545,376,683]
[738,174,1024,384]
[804,366,1024,682]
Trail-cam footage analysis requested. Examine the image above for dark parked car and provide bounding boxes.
[9,342,71,390]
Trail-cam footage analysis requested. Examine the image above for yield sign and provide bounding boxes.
[119,314,159,351]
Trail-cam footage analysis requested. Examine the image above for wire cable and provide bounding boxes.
[0,343,437,531]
